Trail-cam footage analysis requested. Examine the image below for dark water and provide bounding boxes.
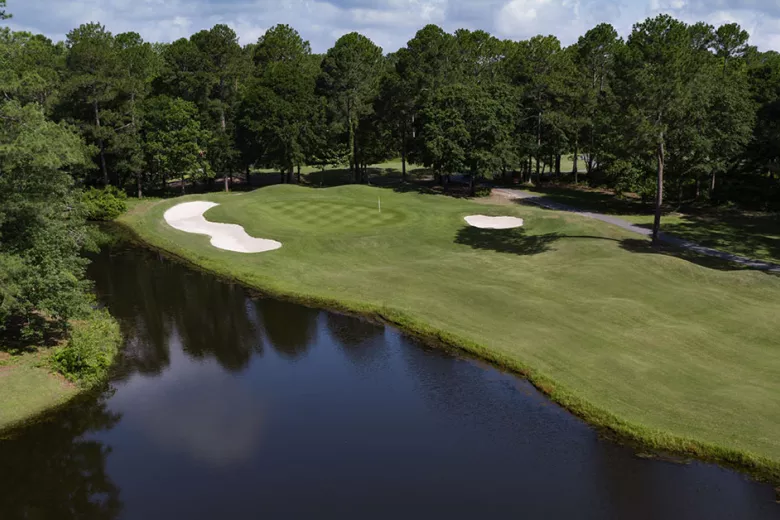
[1,244,778,519]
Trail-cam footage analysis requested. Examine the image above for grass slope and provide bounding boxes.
[0,351,77,431]
[121,184,780,480]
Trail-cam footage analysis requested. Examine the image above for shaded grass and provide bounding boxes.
[0,350,77,431]
[121,185,780,483]
[526,184,780,264]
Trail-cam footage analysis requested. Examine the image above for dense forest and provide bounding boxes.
[2,0,780,345]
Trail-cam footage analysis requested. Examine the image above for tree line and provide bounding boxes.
[2,2,780,338]
[2,15,778,213]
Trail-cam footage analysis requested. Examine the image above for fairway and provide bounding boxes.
[123,184,780,478]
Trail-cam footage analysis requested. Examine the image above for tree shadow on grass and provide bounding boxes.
[632,213,780,265]
[455,227,565,256]
[619,238,779,274]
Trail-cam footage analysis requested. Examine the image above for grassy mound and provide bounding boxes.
[121,184,780,480]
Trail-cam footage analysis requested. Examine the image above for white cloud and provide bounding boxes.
[3,0,779,52]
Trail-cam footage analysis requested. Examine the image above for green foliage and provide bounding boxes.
[238,25,321,180]
[0,101,92,338]
[142,95,213,191]
[81,186,127,221]
[51,309,121,387]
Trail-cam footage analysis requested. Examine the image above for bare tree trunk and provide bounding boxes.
[137,172,142,199]
[652,136,665,245]
[94,101,109,186]
[535,110,542,183]
[572,139,579,184]
[401,124,407,182]
[246,165,251,187]
[181,173,186,194]
[555,154,561,176]
[224,174,229,192]
[287,163,294,184]
[297,164,301,184]
[710,171,716,194]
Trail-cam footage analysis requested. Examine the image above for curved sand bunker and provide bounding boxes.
[464,215,524,229]
[164,201,282,253]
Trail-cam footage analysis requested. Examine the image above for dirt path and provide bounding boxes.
[493,188,780,273]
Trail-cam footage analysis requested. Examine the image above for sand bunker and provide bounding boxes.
[464,215,524,229]
[164,201,282,253]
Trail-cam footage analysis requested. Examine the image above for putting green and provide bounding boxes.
[209,198,408,236]
[123,184,780,480]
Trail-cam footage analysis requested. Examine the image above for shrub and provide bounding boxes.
[82,186,127,221]
[52,309,121,387]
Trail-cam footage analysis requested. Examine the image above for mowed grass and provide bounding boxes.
[0,351,77,431]
[121,184,780,478]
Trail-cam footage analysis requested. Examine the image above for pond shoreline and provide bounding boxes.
[114,215,780,487]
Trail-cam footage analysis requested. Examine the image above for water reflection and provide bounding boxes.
[91,248,265,374]
[326,313,385,366]
[0,390,122,519]
[256,299,318,359]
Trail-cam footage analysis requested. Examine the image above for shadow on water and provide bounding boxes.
[255,298,318,359]
[0,388,122,519]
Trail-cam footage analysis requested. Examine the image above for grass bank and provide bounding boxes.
[0,350,78,430]
[120,184,780,482]
[0,310,122,432]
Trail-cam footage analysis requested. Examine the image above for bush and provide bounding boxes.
[52,309,121,387]
[82,186,127,221]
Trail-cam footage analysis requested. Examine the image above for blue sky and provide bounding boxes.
[5,0,780,53]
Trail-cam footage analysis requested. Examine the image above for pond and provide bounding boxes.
[0,243,778,519]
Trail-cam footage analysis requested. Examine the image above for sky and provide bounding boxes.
[5,0,780,54]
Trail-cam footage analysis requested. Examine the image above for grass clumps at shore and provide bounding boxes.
[121,184,780,480]
[0,309,122,431]
[51,310,121,388]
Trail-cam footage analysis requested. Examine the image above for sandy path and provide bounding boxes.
[164,201,282,253]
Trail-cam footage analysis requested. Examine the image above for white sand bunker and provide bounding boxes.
[164,201,282,253]
[464,215,524,229]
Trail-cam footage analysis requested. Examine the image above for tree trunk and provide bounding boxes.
[181,173,186,194]
[224,174,229,192]
[94,101,108,186]
[535,156,540,182]
[572,139,579,183]
[555,154,561,176]
[401,125,407,182]
[348,101,356,182]
[652,136,665,246]
[137,171,142,199]
[297,164,301,184]
[280,170,285,184]
[246,165,251,187]
[287,163,294,184]
[469,173,475,197]
[695,178,700,200]
[710,171,716,194]
[536,110,542,183]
